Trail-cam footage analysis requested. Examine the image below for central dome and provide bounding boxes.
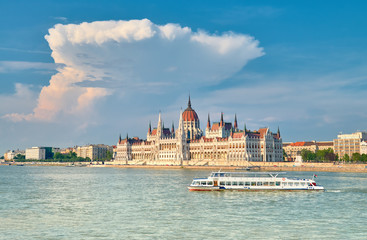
[182,96,199,122]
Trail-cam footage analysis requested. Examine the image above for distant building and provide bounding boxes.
[4,149,25,161]
[26,147,46,160]
[76,144,110,161]
[360,141,367,155]
[283,141,317,161]
[317,141,334,151]
[334,131,367,157]
[283,141,334,161]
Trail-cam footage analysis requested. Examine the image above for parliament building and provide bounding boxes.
[115,97,283,166]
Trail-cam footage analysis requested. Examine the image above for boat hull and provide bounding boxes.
[188,186,325,191]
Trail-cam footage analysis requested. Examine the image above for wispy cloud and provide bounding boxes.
[0,61,57,72]
[0,47,49,54]
[53,17,68,22]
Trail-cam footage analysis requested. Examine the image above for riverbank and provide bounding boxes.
[101,163,367,173]
[2,161,367,173]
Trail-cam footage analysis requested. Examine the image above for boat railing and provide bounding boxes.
[210,172,286,178]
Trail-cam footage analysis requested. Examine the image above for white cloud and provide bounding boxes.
[1,83,37,122]
[4,18,264,122]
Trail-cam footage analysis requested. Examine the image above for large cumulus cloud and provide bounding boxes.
[5,19,264,121]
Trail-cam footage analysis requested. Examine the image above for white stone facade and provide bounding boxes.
[26,147,46,160]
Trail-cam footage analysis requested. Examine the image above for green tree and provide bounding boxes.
[342,154,350,162]
[54,152,64,160]
[351,153,361,162]
[13,154,25,160]
[361,154,367,163]
[301,149,316,162]
[68,151,77,159]
[105,149,113,161]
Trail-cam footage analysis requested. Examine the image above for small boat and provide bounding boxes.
[188,171,324,191]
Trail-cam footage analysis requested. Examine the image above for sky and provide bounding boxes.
[1,0,367,154]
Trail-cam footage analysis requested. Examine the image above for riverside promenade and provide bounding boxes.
[101,161,367,173]
[2,161,367,173]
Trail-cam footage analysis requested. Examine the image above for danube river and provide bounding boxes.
[0,166,366,239]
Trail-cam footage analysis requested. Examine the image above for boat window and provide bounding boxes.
[202,181,207,185]
[257,182,263,186]
[193,181,199,186]
[232,182,238,186]
[288,182,293,186]
[208,181,213,186]
[226,181,231,186]
[220,173,225,177]
[213,173,219,177]
[239,182,244,186]
[263,182,269,186]
[283,182,287,186]
[294,182,299,186]
[269,182,275,186]
[245,182,251,186]
[276,182,281,186]
[251,182,256,186]
[220,181,225,186]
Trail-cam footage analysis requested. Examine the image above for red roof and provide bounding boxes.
[289,141,316,146]
[232,132,245,138]
[182,107,199,121]
[211,123,220,130]
[258,128,268,138]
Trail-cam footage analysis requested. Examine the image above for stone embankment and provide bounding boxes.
[105,160,367,173]
[2,161,367,172]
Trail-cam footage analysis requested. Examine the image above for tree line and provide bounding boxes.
[300,148,367,163]
[9,150,113,162]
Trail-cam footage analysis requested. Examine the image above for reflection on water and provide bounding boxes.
[0,166,366,239]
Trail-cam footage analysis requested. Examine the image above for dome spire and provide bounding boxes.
[188,94,191,108]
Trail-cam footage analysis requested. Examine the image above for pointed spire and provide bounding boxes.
[207,113,211,128]
[277,126,280,137]
[126,133,129,140]
[188,94,192,108]
[148,121,152,134]
[171,121,175,133]
[220,112,224,127]
[244,123,247,133]
[158,111,162,125]
[234,113,238,130]
[119,134,122,143]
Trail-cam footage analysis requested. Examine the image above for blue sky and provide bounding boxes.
[1,0,367,154]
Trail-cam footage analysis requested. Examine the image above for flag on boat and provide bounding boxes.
[313,174,317,178]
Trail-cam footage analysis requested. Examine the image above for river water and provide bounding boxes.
[0,165,366,239]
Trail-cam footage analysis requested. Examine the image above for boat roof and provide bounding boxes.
[210,171,287,178]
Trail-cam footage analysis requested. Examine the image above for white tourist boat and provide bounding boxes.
[188,171,324,191]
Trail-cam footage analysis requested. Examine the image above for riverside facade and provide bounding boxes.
[115,97,283,166]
